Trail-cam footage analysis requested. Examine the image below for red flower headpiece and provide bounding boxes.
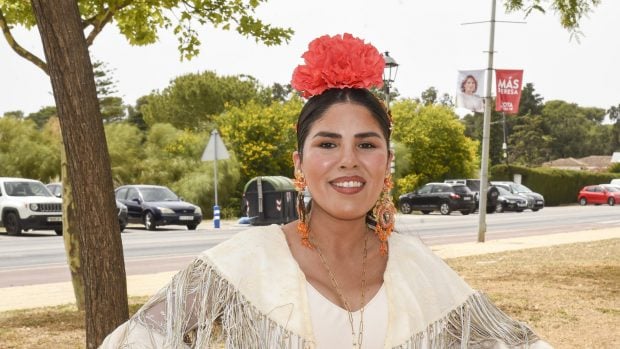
[291,33,385,98]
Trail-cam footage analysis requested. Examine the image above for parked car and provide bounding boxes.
[490,181,545,211]
[115,184,202,230]
[398,182,476,215]
[1,177,62,235]
[444,178,499,213]
[611,179,620,186]
[577,184,620,206]
[494,186,528,212]
[46,182,128,232]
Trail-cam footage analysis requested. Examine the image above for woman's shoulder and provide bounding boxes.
[199,224,290,266]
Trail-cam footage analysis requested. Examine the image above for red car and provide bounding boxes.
[577,184,620,206]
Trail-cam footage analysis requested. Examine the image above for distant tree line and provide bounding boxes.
[2,72,618,216]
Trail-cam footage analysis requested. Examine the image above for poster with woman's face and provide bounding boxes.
[456,70,485,113]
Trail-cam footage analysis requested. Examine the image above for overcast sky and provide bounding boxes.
[1,0,619,115]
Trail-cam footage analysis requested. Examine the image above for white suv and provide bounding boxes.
[0,177,63,236]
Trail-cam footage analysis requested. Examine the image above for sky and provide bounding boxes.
[1,0,619,116]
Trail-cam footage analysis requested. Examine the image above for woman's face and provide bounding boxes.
[294,102,390,221]
[464,77,477,94]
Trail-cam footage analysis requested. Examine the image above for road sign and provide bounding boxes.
[201,130,230,228]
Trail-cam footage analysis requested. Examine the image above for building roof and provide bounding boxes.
[542,157,586,167]
[577,155,612,168]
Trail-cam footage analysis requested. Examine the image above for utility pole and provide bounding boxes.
[477,0,497,242]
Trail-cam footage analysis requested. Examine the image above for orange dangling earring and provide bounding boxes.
[373,173,396,256]
[294,169,313,249]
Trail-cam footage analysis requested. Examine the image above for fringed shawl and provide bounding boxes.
[100,225,542,348]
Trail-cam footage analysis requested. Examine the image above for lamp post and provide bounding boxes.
[383,51,399,175]
[382,51,399,113]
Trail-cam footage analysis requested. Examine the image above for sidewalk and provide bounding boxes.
[1,227,618,312]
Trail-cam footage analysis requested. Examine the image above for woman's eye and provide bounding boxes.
[359,142,376,149]
[319,142,336,149]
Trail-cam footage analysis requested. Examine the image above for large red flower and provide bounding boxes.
[291,33,385,98]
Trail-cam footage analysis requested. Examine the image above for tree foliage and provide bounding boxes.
[141,71,267,130]
[504,0,601,40]
[0,116,61,181]
[217,98,301,187]
[1,0,293,64]
[391,99,479,194]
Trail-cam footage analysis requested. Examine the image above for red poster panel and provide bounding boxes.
[495,69,523,114]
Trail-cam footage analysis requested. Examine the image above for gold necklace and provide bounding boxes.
[312,232,369,349]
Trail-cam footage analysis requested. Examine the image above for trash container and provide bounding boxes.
[242,176,298,225]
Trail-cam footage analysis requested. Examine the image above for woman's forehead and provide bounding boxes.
[310,103,381,131]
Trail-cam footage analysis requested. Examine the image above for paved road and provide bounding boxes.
[1,205,618,287]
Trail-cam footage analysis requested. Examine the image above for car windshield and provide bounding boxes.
[140,187,179,202]
[513,183,532,193]
[4,181,53,197]
[467,180,480,191]
[497,187,511,195]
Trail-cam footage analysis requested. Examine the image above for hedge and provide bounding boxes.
[490,164,619,206]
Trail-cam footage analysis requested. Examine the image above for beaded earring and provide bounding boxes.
[372,174,396,256]
[294,170,313,249]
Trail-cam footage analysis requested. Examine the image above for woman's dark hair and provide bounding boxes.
[296,88,391,159]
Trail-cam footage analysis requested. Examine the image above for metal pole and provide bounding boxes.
[213,130,220,228]
[477,0,496,243]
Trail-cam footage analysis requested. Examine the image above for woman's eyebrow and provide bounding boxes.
[312,131,382,139]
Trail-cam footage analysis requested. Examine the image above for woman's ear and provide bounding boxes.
[293,151,301,170]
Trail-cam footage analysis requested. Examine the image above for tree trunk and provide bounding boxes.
[61,144,85,311]
[30,1,129,347]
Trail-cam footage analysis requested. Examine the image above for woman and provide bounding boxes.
[101,34,550,348]
[457,75,484,113]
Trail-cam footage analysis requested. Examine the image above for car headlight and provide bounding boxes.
[118,203,128,212]
[158,207,175,214]
[29,203,39,211]
[194,206,202,215]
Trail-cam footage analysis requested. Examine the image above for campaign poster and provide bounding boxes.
[495,69,523,114]
[456,70,485,113]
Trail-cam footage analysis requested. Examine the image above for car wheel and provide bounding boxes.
[495,202,504,213]
[421,210,431,215]
[486,207,495,214]
[144,212,156,231]
[515,209,524,213]
[54,228,63,236]
[532,208,539,212]
[439,202,451,215]
[399,201,413,214]
[609,197,616,206]
[460,210,470,215]
[4,212,22,236]
[579,197,587,206]
[119,223,127,233]
[187,224,198,230]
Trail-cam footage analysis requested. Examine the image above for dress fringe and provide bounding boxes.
[118,258,538,349]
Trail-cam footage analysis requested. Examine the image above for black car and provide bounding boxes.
[46,182,128,232]
[444,179,499,213]
[490,181,545,211]
[398,182,476,215]
[115,184,202,230]
[494,186,528,212]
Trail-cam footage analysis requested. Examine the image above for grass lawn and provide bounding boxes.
[0,239,618,348]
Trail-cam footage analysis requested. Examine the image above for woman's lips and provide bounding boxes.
[330,177,366,194]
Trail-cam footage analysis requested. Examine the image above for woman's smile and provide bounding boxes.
[329,176,366,194]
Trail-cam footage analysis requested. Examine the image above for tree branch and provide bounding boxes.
[0,8,48,75]
[84,0,132,46]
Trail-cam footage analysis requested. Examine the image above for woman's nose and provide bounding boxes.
[339,145,359,169]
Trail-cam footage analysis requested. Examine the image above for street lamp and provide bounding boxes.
[382,51,399,175]
[382,51,399,112]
